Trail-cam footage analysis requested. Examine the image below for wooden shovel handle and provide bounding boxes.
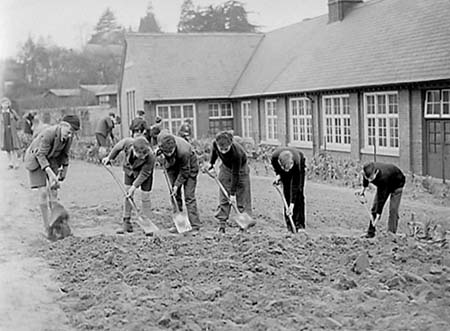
[273,183,297,233]
[102,164,140,212]
[205,169,239,212]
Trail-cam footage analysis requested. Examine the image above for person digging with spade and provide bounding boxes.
[24,114,80,238]
[102,136,156,234]
[157,132,201,233]
[357,162,405,238]
[271,148,306,232]
[203,131,252,234]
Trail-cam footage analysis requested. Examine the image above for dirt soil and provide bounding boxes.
[1,157,450,331]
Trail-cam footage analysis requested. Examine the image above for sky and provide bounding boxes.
[0,0,328,59]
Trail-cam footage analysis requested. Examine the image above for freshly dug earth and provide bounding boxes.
[5,160,450,330]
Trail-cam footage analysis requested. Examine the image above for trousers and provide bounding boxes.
[215,165,252,226]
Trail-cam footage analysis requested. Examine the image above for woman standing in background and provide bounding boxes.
[0,97,20,169]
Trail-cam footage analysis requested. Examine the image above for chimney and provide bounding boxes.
[328,0,363,23]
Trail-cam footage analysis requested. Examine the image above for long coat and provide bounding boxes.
[0,108,21,150]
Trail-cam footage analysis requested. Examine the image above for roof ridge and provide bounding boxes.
[229,35,266,97]
[126,32,263,38]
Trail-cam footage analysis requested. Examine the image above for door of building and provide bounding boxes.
[426,120,450,181]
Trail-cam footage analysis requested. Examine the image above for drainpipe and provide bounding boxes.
[257,98,262,143]
[409,89,414,175]
[285,95,289,145]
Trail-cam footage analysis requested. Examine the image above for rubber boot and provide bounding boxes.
[117,217,133,234]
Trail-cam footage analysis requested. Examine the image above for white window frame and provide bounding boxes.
[208,102,234,134]
[241,101,252,139]
[265,99,278,143]
[425,89,450,118]
[156,103,196,138]
[208,103,233,119]
[289,97,313,148]
[126,89,136,128]
[362,91,399,156]
[322,94,351,152]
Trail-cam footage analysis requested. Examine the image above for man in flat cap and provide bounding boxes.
[25,114,80,237]
[157,132,201,232]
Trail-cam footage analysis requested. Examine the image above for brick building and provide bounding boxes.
[119,0,450,179]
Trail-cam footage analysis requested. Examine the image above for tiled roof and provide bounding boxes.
[124,33,263,101]
[232,0,450,96]
[46,89,81,97]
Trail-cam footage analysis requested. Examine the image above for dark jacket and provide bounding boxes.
[23,113,34,135]
[210,141,248,195]
[109,138,155,188]
[24,125,73,171]
[362,162,405,193]
[95,116,115,138]
[129,117,149,134]
[163,136,199,188]
[271,147,306,204]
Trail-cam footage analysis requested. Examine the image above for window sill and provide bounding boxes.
[360,147,399,157]
[260,140,282,146]
[288,141,313,149]
[321,144,351,153]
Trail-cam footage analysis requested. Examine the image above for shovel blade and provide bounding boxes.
[49,201,71,240]
[173,212,192,233]
[136,215,160,236]
[233,212,256,230]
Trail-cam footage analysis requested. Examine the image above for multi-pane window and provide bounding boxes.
[126,90,136,127]
[99,95,110,105]
[241,101,252,139]
[365,92,399,150]
[425,90,450,118]
[323,95,350,149]
[156,104,195,136]
[265,99,278,141]
[208,103,233,135]
[290,98,312,144]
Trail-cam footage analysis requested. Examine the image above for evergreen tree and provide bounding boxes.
[177,0,196,33]
[138,2,162,33]
[177,0,257,33]
[89,8,125,45]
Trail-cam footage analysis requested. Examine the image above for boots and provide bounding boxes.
[117,218,133,234]
[364,222,376,238]
[217,225,226,234]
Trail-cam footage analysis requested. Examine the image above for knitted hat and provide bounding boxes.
[62,114,81,131]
